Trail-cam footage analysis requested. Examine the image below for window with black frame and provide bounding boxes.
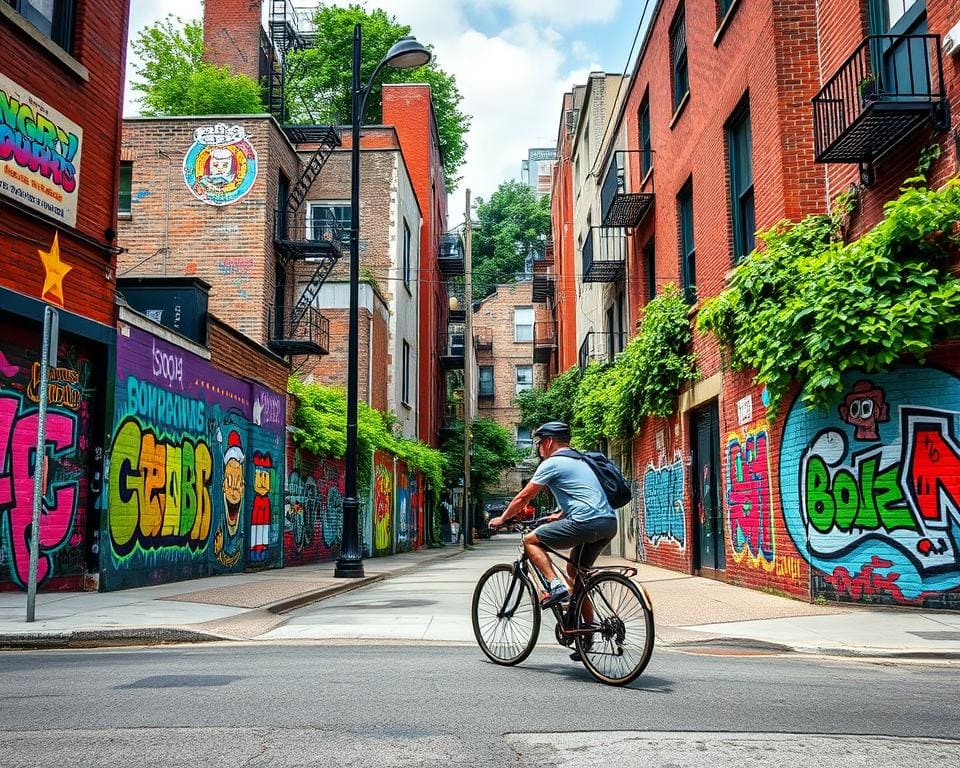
[402,220,412,290]
[670,6,689,111]
[678,180,696,304]
[639,96,652,177]
[644,239,656,302]
[118,161,133,216]
[727,98,755,263]
[308,202,351,245]
[5,0,76,53]
[478,366,494,397]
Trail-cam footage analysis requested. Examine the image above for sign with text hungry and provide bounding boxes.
[0,73,83,227]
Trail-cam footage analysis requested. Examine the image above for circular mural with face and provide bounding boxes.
[183,123,258,206]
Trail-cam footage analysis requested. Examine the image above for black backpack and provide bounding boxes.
[555,448,632,509]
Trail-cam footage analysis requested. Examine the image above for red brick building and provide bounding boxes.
[0,0,130,589]
[549,0,960,608]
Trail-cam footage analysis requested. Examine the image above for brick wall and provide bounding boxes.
[202,0,262,82]
[551,91,580,373]
[208,315,290,396]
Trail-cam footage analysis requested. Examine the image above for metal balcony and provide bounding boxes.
[600,150,654,228]
[438,233,465,276]
[813,34,949,184]
[267,304,330,356]
[439,322,466,370]
[582,227,626,283]
[532,248,555,303]
[274,209,344,263]
[533,321,557,364]
[447,279,466,320]
[578,330,626,370]
[440,400,463,437]
[474,327,493,350]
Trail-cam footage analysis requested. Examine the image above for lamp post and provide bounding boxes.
[336,25,432,578]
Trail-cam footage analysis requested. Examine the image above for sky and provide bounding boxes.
[124,0,650,211]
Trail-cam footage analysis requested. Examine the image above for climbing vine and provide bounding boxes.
[697,177,960,415]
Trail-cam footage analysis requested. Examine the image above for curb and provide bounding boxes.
[662,635,960,661]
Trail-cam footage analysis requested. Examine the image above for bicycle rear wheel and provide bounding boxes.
[575,572,654,686]
[472,564,541,665]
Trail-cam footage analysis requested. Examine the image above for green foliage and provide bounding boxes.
[572,362,630,449]
[472,181,552,297]
[698,178,960,415]
[287,4,470,189]
[288,378,446,504]
[441,419,522,503]
[131,16,264,116]
[516,366,580,429]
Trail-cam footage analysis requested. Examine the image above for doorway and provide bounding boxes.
[691,401,725,576]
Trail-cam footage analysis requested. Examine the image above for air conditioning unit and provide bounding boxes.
[944,19,960,56]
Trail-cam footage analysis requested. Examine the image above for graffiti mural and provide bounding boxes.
[283,450,343,565]
[725,425,775,570]
[409,471,423,549]
[104,324,285,590]
[781,368,960,606]
[373,452,393,556]
[0,327,96,590]
[396,461,410,552]
[642,454,686,548]
[182,123,257,206]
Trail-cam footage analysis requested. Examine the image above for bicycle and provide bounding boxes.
[470,519,655,686]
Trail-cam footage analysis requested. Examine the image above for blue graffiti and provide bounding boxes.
[643,457,686,547]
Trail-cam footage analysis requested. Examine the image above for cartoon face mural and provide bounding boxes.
[182,123,258,206]
[780,367,960,606]
[105,325,284,589]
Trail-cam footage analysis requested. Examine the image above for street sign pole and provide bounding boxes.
[463,189,473,550]
[26,305,58,622]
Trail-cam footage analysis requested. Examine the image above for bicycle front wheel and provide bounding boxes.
[472,564,541,665]
[575,572,654,686]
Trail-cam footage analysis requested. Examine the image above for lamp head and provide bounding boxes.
[385,36,432,69]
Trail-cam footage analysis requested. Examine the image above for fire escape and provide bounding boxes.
[263,1,342,356]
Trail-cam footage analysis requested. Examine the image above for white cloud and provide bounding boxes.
[466,0,622,28]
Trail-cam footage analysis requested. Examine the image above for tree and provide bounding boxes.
[472,181,551,298]
[441,418,521,504]
[516,366,580,430]
[287,4,470,190]
[130,17,264,116]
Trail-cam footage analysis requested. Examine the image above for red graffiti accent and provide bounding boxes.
[838,380,889,441]
[824,555,918,605]
[0,394,78,586]
[908,426,960,523]
[727,431,774,563]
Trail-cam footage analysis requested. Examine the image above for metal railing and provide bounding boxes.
[274,208,346,249]
[438,233,465,275]
[582,227,627,282]
[578,330,626,370]
[268,304,330,354]
[600,149,655,228]
[474,327,493,349]
[813,34,948,164]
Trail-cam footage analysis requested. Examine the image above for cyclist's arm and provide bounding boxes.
[490,481,543,527]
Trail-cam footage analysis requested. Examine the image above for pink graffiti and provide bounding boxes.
[824,555,916,605]
[726,430,774,564]
[0,394,78,587]
[0,351,18,379]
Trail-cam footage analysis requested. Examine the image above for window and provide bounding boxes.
[727,100,755,263]
[670,6,689,110]
[639,96,652,177]
[118,161,133,216]
[514,306,534,342]
[516,426,532,450]
[644,239,656,302]
[402,219,412,290]
[402,340,411,405]
[515,365,533,394]
[718,0,737,19]
[606,306,617,363]
[478,366,494,397]
[678,181,696,304]
[6,0,76,53]
[308,202,351,244]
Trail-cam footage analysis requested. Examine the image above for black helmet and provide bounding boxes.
[533,421,571,441]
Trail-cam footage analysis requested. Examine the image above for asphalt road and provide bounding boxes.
[2,643,959,767]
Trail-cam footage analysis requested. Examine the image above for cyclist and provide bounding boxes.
[488,421,618,614]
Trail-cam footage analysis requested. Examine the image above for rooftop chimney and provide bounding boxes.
[203,0,263,84]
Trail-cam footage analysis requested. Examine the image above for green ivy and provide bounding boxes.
[288,378,446,505]
[516,366,580,429]
[697,178,960,415]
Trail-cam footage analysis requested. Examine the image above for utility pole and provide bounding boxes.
[463,189,473,550]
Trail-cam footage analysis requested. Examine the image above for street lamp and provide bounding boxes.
[336,26,432,578]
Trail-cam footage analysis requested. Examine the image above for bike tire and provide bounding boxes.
[575,572,654,686]
[472,563,541,666]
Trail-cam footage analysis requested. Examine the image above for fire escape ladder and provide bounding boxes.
[291,256,338,329]
[284,129,341,217]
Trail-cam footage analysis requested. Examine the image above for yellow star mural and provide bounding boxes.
[39,233,71,307]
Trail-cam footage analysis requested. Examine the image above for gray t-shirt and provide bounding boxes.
[531,454,616,523]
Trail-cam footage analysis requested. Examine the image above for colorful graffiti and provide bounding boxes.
[642,454,686,548]
[283,452,343,565]
[373,452,393,556]
[396,461,409,551]
[182,123,257,207]
[725,425,775,570]
[105,324,285,589]
[0,331,95,590]
[0,73,83,226]
[781,369,960,606]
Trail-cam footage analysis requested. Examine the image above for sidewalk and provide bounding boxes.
[0,545,467,648]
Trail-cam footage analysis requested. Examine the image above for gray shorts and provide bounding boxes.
[535,516,618,568]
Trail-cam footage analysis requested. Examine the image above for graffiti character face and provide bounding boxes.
[206,148,236,183]
[838,380,890,441]
[223,458,244,534]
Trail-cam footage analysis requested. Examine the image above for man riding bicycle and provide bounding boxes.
[488,421,618,612]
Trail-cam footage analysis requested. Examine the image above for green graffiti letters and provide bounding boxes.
[108,417,213,557]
